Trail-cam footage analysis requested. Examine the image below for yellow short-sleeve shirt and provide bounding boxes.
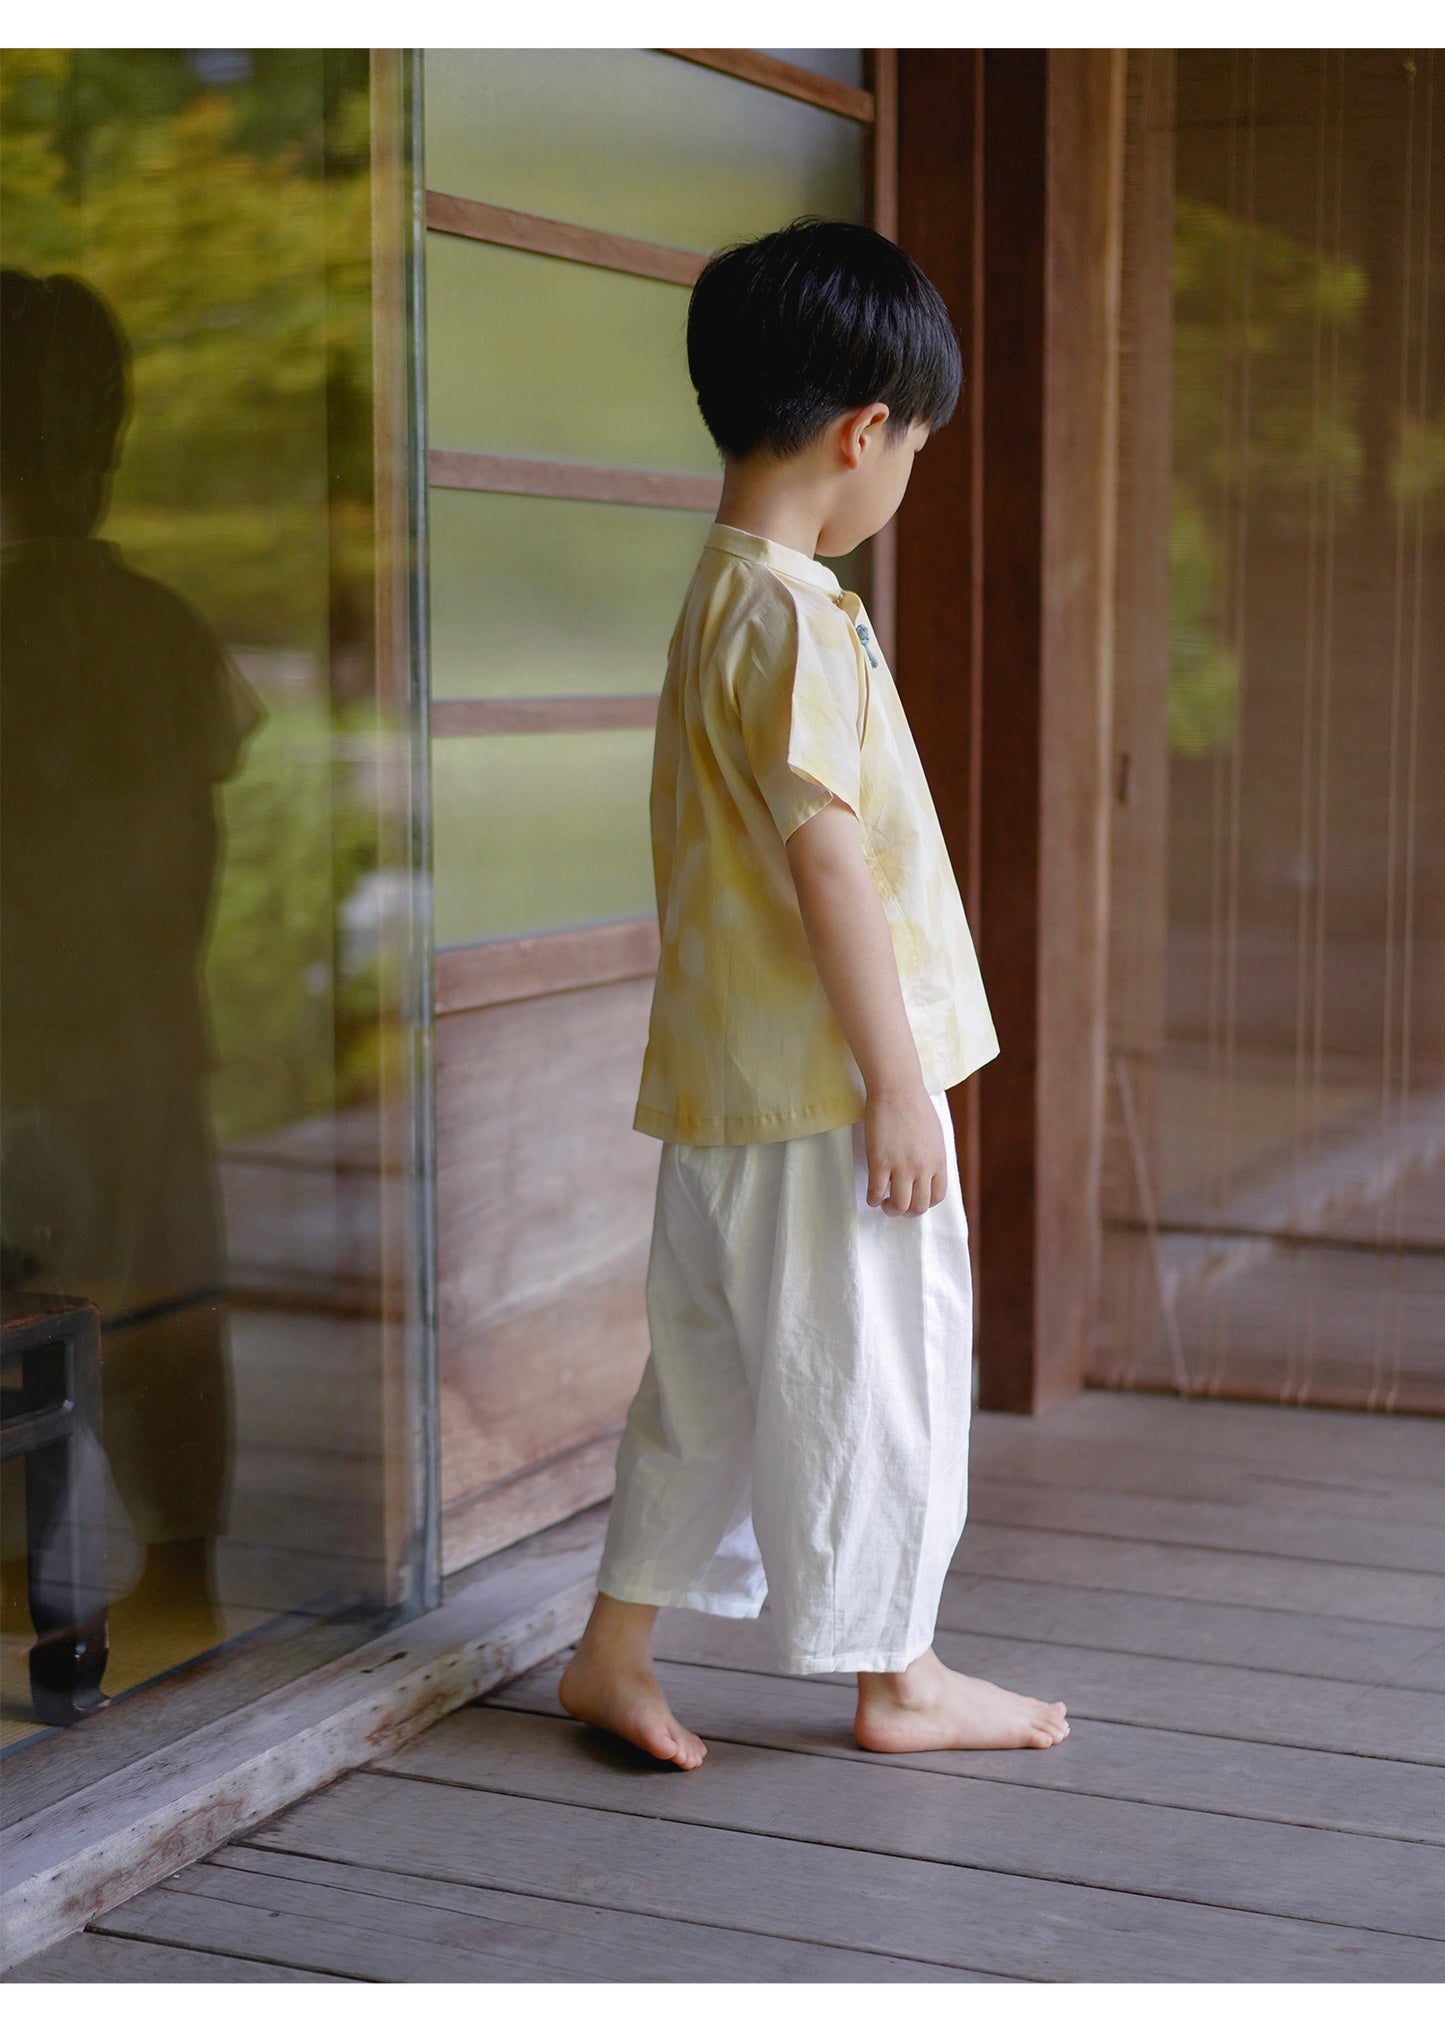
[632,520,999,1145]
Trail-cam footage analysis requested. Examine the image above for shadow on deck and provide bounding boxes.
[9,1389,1445,1982]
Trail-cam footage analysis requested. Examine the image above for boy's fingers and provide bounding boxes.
[930,1168,947,1208]
[867,1163,891,1209]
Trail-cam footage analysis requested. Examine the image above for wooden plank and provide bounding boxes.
[935,1571,1445,1690]
[645,1611,1445,1763]
[248,1764,1445,1980]
[955,1521,1445,1629]
[866,48,898,242]
[366,48,432,1624]
[969,1417,1445,1528]
[435,918,659,1014]
[441,1275,640,1573]
[498,1654,1445,1844]
[965,1477,1445,1576]
[1056,1387,1445,1481]
[93,1844,993,1983]
[436,982,655,1548]
[443,1430,620,1576]
[0,1606,366,1838]
[426,190,703,285]
[1100,1366,1445,1418]
[432,695,658,737]
[659,48,874,124]
[3,1931,340,1982]
[388,1705,1445,1942]
[0,1505,605,1972]
[91,1869,589,1984]
[428,448,721,513]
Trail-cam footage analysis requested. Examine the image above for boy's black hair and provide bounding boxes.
[686,215,962,461]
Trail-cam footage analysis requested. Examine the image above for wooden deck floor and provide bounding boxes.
[9,1389,1445,1982]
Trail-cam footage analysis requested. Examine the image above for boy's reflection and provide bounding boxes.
[1,269,263,1659]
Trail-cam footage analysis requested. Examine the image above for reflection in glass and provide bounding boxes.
[0,50,426,1765]
[1095,50,1444,1411]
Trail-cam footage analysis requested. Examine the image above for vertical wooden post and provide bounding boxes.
[1096,53,1177,1380]
[370,49,439,1605]
[864,49,900,669]
[897,49,1126,1411]
[894,48,988,1290]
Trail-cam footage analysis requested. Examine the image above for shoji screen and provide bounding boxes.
[421,50,887,1568]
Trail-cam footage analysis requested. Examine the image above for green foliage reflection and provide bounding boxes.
[1,49,386,1142]
[1169,194,1366,756]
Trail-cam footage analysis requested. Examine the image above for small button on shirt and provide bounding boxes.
[632,520,999,1146]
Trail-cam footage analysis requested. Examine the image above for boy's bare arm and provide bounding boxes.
[785,800,947,1216]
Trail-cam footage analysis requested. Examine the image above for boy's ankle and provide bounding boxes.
[576,1590,661,1667]
[858,1646,940,1707]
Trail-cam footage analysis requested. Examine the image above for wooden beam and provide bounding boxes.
[435,917,660,1016]
[431,696,659,737]
[428,448,721,513]
[863,48,900,666]
[894,48,987,1319]
[659,47,875,124]
[0,1506,608,1972]
[443,1433,623,1575]
[425,191,704,286]
[897,51,1127,1414]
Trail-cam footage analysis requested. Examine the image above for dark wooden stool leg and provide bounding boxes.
[21,1305,111,1723]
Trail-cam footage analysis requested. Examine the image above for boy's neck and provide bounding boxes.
[714,456,828,563]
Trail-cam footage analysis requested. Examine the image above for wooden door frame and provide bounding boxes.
[896,50,1127,1412]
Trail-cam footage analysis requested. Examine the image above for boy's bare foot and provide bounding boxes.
[853,1646,1069,1753]
[556,1592,708,1770]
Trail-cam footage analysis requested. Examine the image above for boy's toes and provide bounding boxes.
[668,1723,707,1769]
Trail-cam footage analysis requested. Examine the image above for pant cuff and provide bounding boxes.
[596,1572,767,1620]
[775,1632,936,1676]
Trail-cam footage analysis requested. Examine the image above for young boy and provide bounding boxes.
[559,218,1069,1768]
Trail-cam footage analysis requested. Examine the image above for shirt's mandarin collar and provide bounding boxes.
[703,521,842,596]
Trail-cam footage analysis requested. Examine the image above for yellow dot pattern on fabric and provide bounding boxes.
[633,521,1000,1145]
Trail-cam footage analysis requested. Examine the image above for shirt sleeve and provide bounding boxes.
[735,590,866,843]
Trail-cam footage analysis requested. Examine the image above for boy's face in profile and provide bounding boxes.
[817,409,931,559]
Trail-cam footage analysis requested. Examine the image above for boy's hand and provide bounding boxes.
[865,1081,948,1216]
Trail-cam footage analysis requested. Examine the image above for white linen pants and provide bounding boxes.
[597,1089,973,1674]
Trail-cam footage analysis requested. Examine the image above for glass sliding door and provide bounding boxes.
[0,49,434,1773]
[1094,50,1444,1411]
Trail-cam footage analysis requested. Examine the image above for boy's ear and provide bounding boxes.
[838,402,891,467]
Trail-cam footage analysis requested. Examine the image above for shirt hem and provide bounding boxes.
[632,1088,867,1146]
[633,1028,1001,1146]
